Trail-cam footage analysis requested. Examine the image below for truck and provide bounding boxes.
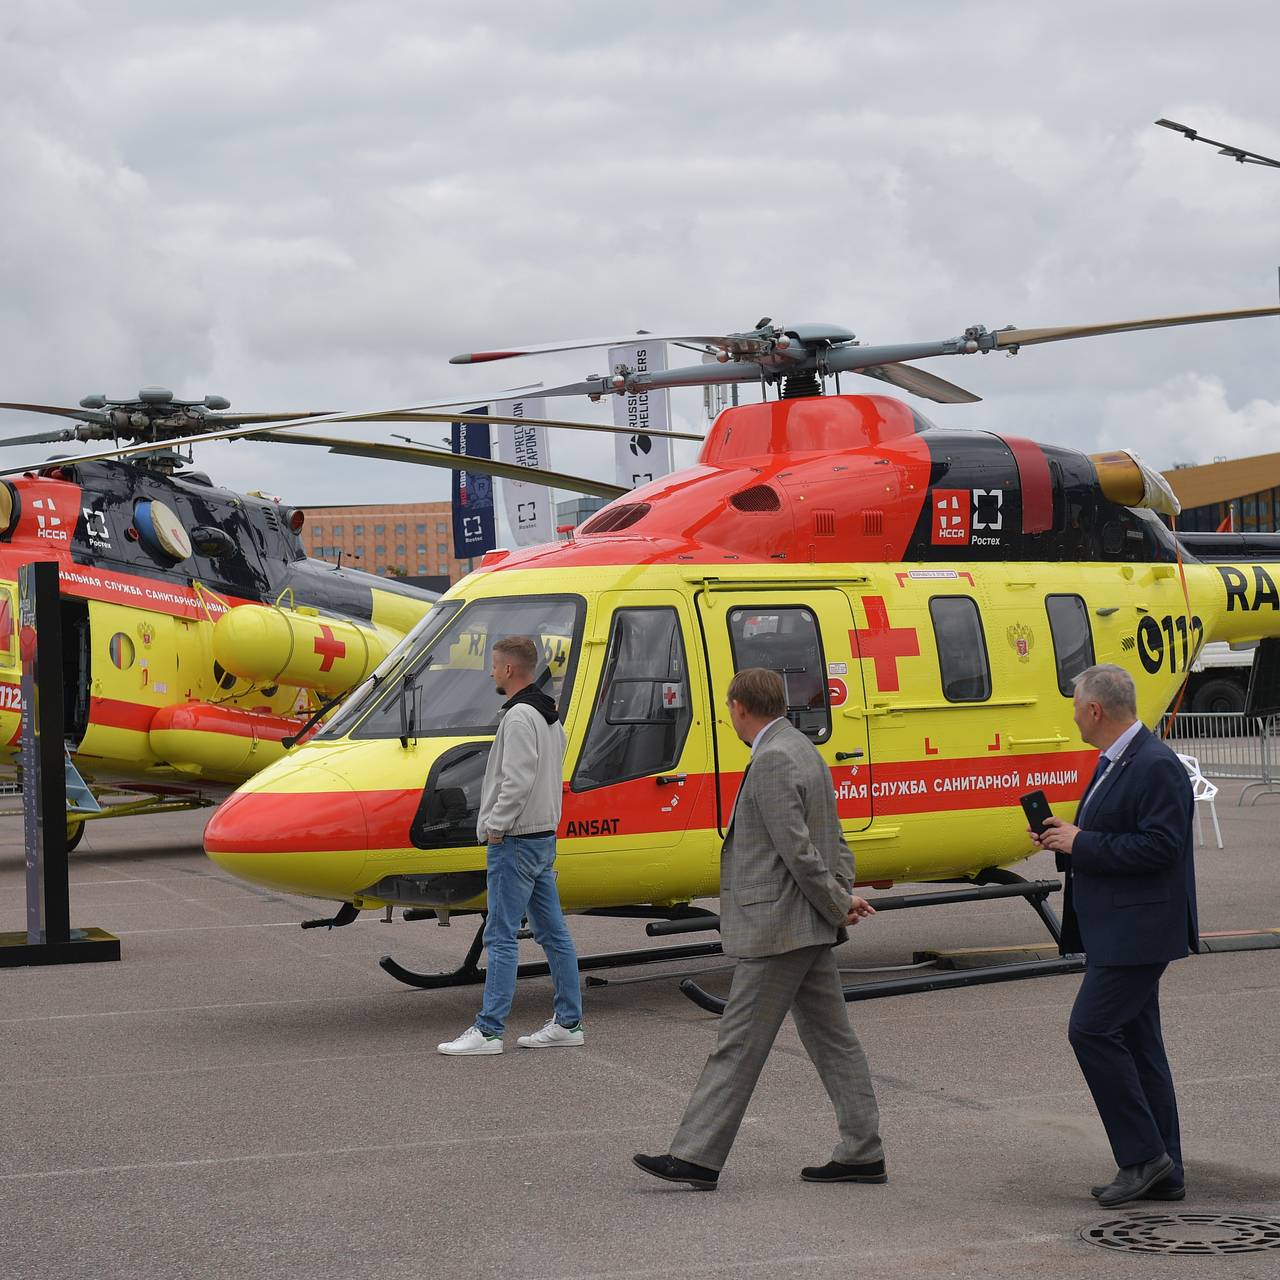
[1185,640,1256,714]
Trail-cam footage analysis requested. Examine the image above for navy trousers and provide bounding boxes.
[1068,963,1183,1180]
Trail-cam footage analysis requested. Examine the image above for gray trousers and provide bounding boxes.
[670,943,883,1171]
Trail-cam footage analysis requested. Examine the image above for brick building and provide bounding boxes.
[301,501,470,580]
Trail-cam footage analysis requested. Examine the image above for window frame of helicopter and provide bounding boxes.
[408,741,493,852]
[317,599,465,741]
[1045,593,1096,697]
[571,605,693,793]
[725,604,833,744]
[928,595,992,703]
[344,594,586,741]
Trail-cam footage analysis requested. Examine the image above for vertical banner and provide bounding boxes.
[608,342,674,490]
[492,396,554,547]
[450,408,497,560]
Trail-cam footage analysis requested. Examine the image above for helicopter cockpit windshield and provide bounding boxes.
[318,595,584,741]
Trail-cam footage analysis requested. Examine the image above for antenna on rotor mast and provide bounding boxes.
[701,351,738,420]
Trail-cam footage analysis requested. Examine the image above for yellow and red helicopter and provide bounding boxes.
[22,305,1280,997]
[0,388,633,845]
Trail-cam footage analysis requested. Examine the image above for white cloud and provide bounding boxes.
[1099,374,1280,470]
[2,1,1279,506]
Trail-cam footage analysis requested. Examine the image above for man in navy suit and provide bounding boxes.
[1032,664,1198,1208]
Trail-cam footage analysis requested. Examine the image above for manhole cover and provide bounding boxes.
[1082,1213,1280,1255]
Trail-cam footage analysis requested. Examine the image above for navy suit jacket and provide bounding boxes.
[1059,726,1199,965]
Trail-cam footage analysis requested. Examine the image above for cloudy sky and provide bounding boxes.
[3,0,1279,524]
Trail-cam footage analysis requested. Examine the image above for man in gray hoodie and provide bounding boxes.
[438,635,584,1056]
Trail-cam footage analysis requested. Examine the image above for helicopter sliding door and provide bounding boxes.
[694,587,872,837]
[566,591,711,864]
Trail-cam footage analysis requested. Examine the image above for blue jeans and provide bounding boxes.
[475,834,582,1037]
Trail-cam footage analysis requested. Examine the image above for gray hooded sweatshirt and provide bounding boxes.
[476,699,567,841]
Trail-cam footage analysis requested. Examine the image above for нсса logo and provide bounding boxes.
[32,497,68,542]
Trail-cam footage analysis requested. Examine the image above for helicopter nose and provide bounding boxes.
[204,764,370,898]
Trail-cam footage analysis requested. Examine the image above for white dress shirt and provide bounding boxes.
[751,717,787,756]
[1078,718,1144,824]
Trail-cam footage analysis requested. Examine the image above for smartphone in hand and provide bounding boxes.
[1020,789,1054,836]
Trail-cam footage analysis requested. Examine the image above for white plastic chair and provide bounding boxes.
[1177,752,1223,849]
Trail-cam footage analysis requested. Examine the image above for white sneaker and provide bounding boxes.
[517,1019,585,1048]
[437,1025,503,1055]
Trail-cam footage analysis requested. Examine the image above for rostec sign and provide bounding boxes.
[930,488,1004,546]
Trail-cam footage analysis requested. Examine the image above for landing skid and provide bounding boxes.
[679,869,1086,1015]
[378,906,725,990]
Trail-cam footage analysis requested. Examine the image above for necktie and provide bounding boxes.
[1077,754,1112,827]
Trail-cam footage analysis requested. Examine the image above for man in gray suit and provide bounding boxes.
[633,668,885,1190]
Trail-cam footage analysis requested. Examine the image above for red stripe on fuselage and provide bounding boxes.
[90,697,158,733]
[204,749,1098,855]
[995,435,1054,535]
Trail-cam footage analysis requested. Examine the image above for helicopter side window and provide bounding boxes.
[0,584,17,679]
[572,608,692,792]
[929,597,991,702]
[1045,594,1095,696]
[726,606,831,743]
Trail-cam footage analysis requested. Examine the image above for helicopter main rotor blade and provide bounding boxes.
[450,333,743,365]
[855,363,982,404]
[991,305,1280,349]
[0,400,113,426]
[0,389,562,478]
[0,428,80,448]
[316,410,702,441]
[259,432,626,500]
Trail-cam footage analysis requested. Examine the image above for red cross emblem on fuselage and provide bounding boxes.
[850,595,919,693]
[313,624,347,673]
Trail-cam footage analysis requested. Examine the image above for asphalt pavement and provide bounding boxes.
[2,783,1279,1279]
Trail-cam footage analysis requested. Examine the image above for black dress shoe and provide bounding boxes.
[1096,1153,1175,1207]
[1090,1177,1185,1201]
[801,1158,888,1184]
[632,1152,719,1190]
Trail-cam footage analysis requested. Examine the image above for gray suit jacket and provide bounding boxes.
[719,719,855,958]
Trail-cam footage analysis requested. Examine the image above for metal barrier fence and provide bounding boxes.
[1159,711,1280,803]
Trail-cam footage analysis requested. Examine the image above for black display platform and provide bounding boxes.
[0,927,121,967]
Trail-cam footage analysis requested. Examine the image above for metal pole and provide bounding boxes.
[2,560,120,967]
[21,562,69,944]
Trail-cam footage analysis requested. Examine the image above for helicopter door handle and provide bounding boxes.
[835,750,864,761]
[656,773,687,786]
